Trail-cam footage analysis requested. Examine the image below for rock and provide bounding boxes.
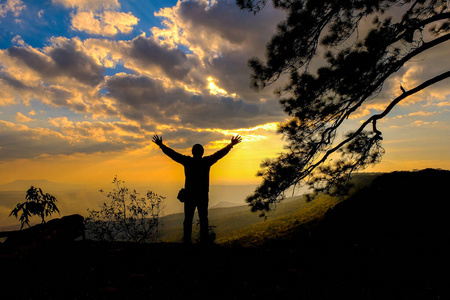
[0,214,85,256]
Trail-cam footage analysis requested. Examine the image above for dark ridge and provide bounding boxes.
[314,168,450,249]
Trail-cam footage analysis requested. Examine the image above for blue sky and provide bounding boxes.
[0,1,180,49]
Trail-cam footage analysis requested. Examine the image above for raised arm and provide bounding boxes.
[152,134,188,165]
[207,135,242,165]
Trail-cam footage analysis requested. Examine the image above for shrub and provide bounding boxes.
[85,177,164,243]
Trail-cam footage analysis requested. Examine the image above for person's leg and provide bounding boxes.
[197,194,209,244]
[183,200,196,244]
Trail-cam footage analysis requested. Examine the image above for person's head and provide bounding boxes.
[192,144,204,158]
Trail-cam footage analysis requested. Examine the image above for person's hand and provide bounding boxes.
[152,134,163,146]
[231,135,242,146]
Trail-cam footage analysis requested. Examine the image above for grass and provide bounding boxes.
[217,193,342,246]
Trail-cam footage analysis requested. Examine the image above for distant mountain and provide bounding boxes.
[210,201,245,209]
[208,184,257,207]
[0,180,54,191]
[0,179,83,192]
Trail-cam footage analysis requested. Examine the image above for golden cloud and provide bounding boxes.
[207,76,230,96]
[48,117,144,143]
[71,11,102,35]
[412,120,440,127]
[71,11,139,36]
[0,0,25,18]
[437,101,450,107]
[193,122,280,148]
[14,112,34,123]
[82,38,121,67]
[152,0,257,63]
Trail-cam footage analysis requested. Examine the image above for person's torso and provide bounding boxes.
[183,157,213,193]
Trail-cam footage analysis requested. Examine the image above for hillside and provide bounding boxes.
[160,195,310,243]
[312,168,450,249]
[1,169,448,299]
[164,171,379,245]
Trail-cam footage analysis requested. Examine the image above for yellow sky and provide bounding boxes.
[1,118,449,190]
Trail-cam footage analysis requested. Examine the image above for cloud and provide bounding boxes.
[128,35,190,80]
[51,0,119,11]
[406,111,437,117]
[0,119,146,161]
[14,112,33,123]
[102,11,139,33]
[0,67,99,114]
[4,38,104,87]
[0,72,27,105]
[0,0,25,18]
[104,73,282,129]
[153,0,285,59]
[437,101,450,107]
[82,35,195,83]
[0,37,109,115]
[159,127,230,150]
[48,117,147,142]
[0,0,289,161]
[372,33,450,110]
[391,110,444,121]
[71,11,139,36]
[151,0,286,102]
[54,0,139,37]
[412,120,440,127]
[0,120,72,160]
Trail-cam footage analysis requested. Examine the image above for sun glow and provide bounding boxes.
[208,122,279,143]
[207,76,230,96]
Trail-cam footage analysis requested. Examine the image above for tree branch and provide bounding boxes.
[306,70,450,176]
[339,32,450,127]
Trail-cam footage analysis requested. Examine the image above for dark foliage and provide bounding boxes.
[85,177,164,243]
[9,186,60,229]
[238,0,450,215]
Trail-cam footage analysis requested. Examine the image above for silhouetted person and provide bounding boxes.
[152,134,242,244]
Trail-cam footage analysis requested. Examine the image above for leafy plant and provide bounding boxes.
[85,177,165,243]
[9,186,60,229]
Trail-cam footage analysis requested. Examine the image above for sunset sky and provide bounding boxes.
[1,0,450,202]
